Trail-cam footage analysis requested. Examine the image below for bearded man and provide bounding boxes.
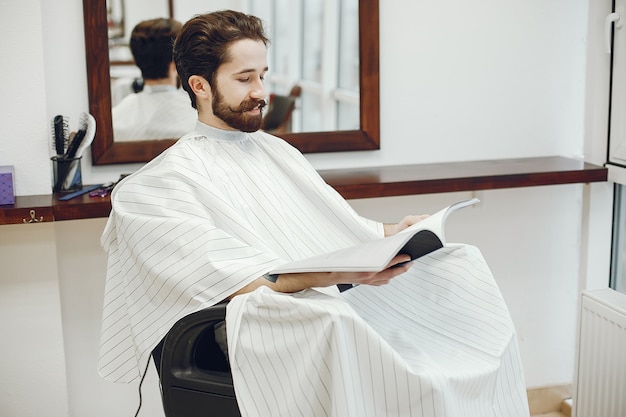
[97,10,530,417]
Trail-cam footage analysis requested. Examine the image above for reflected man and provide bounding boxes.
[112,18,197,141]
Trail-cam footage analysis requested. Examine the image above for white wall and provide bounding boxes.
[0,0,617,416]
[0,0,594,192]
[0,0,52,196]
[0,223,69,417]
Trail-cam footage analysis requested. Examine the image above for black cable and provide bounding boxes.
[134,357,152,417]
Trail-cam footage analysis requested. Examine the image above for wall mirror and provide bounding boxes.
[83,0,379,165]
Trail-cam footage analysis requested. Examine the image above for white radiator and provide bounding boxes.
[574,288,626,417]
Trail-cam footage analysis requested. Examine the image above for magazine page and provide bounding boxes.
[400,197,480,242]
[269,229,419,274]
[268,198,479,275]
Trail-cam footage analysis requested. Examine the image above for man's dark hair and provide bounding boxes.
[173,10,269,109]
[130,18,182,80]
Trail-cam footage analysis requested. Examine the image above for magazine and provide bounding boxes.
[268,198,480,275]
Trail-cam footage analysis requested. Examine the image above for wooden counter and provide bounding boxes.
[322,156,608,199]
[0,156,608,224]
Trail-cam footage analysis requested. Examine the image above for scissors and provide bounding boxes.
[89,182,116,198]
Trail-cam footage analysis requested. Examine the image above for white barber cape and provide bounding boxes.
[98,121,529,416]
[111,85,197,141]
[227,245,530,417]
[98,122,383,382]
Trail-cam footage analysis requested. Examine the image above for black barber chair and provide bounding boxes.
[152,285,353,417]
[152,302,241,417]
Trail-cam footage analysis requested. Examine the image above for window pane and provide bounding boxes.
[611,184,626,294]
[337,101,359,130]
[271,0,291,76]
[247,0,268,16]
[301,0,323,82]
[301,92,322,131]
[338,0,359,91]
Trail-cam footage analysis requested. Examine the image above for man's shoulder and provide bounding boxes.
[111,93,140,114]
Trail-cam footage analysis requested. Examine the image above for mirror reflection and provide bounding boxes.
[107,0,360,142]
[110,17,197,141]
[85,0,379,164]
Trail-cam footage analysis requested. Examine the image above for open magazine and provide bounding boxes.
[268,198,480,275]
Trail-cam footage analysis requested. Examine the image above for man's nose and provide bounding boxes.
[249,80,265,99]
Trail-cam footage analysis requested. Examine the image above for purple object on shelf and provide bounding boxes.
[0,165,15,205]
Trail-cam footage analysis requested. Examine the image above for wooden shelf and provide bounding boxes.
[52,192,113,221]
[320,156,607,199]
[0,195,54,224]
[0,156,608,224]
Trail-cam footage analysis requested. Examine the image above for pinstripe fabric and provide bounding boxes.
[112,86,197,141]
[227,244,530,417]
[98,122,383,382]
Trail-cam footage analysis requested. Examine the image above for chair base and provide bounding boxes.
[166,386,240,417]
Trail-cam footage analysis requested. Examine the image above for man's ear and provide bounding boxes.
[188,75,211,101]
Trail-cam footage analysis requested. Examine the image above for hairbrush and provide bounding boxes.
[62,112,97,190]
[51,114,69,156]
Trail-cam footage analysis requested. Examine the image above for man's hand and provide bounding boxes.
[229,254,413,299]
[330,254,413,286]
[384,214,430,237]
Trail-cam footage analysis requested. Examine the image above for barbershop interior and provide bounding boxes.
[2,0,626,416]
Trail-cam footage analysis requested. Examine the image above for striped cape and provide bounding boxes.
[98,122,528,416]
[98,123,382,382]
[227,244,530,417]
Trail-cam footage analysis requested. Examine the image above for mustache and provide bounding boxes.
[234,99,267,113]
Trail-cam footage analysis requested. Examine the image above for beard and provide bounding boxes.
[212,87,266,133]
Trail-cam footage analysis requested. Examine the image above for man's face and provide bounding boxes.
[210,39,268,132]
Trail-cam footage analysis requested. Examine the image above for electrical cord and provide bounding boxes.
[134,357,152,417]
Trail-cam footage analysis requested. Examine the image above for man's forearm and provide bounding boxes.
[227,272,334,299]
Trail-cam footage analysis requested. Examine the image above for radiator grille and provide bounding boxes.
[574,289,626,417]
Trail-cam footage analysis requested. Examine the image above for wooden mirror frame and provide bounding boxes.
[83,0,380,165]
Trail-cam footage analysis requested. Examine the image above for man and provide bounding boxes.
[111,18,197,141]
[98,10,530,417]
